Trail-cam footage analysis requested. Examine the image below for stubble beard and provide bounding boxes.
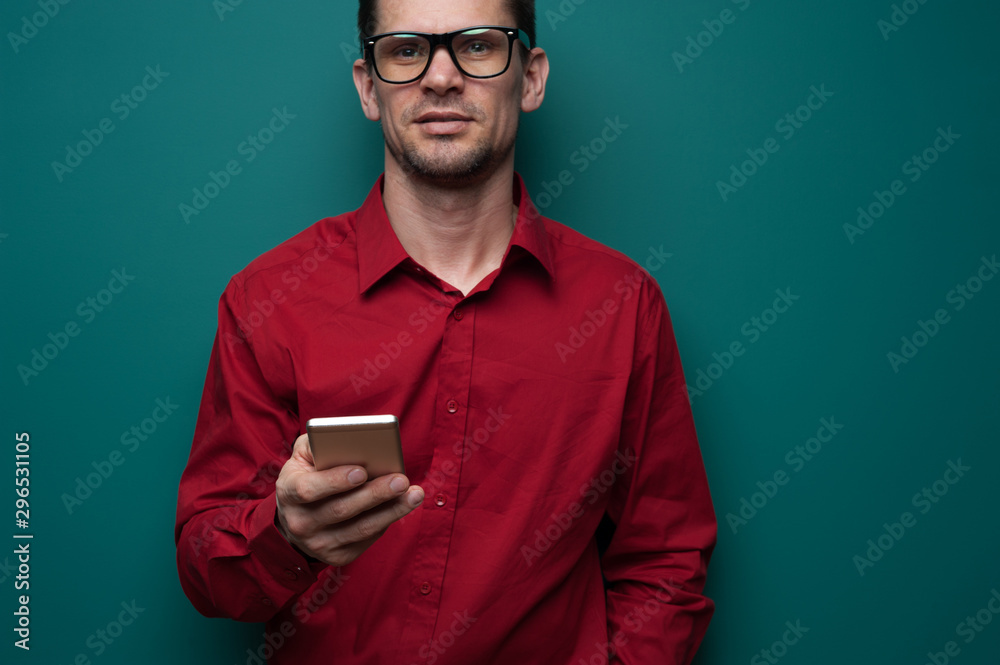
[383,120,518,188]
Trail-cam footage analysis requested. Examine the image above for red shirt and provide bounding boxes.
[175,174,716,664]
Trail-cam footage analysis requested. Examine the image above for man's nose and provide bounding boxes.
[420,44,465,92]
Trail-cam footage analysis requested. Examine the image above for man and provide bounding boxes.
[175,0,716,663]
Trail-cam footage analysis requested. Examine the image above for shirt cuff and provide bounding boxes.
[247,491,325,598]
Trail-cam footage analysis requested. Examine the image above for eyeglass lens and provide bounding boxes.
[373,28,511,82]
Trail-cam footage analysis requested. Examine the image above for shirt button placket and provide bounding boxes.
[398,299,474,658]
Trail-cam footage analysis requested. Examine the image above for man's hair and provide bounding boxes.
[358,0,536,49]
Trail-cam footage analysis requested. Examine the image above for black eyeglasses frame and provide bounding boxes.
[362,25,533,84]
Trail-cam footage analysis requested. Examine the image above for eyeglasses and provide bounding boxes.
[363,25,532,84]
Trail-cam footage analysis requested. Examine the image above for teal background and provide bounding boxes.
[2,1,998,663]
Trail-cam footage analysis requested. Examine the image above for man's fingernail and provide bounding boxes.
[348,469,366,485]
[390,476,407,493]
[407,488,424,507]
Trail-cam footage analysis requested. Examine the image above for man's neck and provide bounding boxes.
[381,159,518,297]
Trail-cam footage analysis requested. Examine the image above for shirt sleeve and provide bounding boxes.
[174,275,323,622]
[600,278,717,664]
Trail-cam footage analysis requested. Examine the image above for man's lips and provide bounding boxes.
[414,113,472,135]
[415,112,472,123]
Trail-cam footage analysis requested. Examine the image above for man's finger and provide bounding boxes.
[327,487,425,546]
[308,474,415,523]
[291,432,314,464]
[280,464,368,505]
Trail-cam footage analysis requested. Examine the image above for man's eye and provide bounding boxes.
[464,41,491,55]
[391,44,424,59]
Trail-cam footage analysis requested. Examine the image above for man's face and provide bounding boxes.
[355,0,538,187]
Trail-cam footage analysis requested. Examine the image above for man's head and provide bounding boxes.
[352,0,548,188]
[357,0,537,53]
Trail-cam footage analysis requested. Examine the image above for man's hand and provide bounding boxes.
[275,433,424,567]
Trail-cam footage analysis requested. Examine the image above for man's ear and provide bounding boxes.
[520,47,549,113]
[353,58,382,121]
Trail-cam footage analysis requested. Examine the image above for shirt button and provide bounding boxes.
[419,582,432,595]
[453,308,464,320]
[435,494,447,507]
[283,569,298,580]
[446,399,459,413]
[261,597,273,606]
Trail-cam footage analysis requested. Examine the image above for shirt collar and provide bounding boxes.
[356,172,555,294]
[356,175,410,294]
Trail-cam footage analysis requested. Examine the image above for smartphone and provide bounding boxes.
[306,415,405,478]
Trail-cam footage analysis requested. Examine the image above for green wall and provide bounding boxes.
[2,1,997,663]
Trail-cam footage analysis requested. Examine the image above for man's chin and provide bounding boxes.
[395,142,500,187]
[406,165,491,188]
